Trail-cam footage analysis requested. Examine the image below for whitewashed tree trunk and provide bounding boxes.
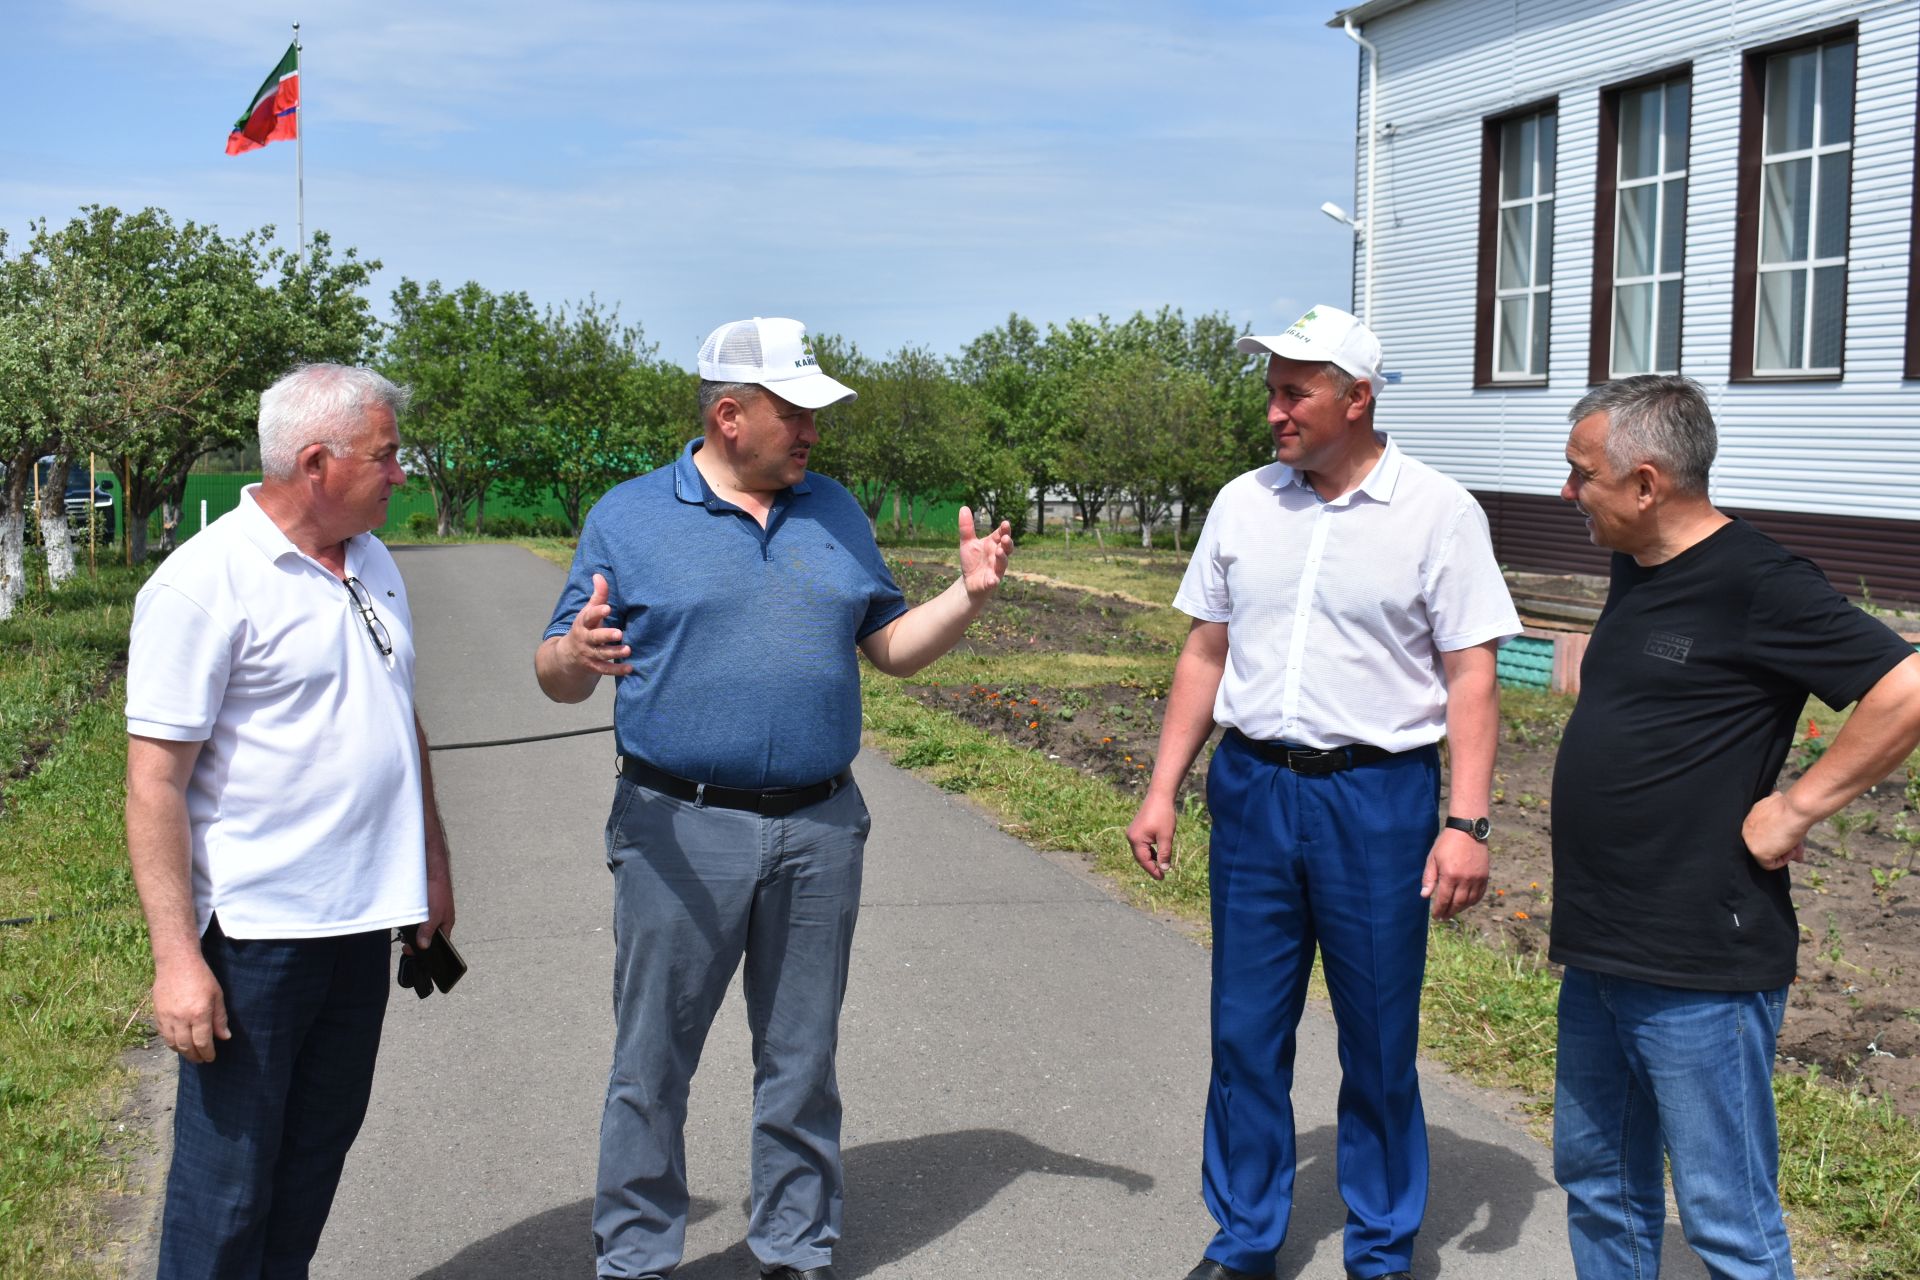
[0,511,24,621]
[38,456,76,586]
[158,499,181,553]
[41,508,74,585]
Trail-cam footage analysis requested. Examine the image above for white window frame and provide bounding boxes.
[1492,109,1557,381]
[1610,79,1689,377]
[1754,38,1853,376]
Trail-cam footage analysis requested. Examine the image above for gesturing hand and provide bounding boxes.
[957,506,1014,599]
[566,573,633,677]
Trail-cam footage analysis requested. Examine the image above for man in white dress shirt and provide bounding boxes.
[125,363,453,1279]
[1127,305,1518,1280]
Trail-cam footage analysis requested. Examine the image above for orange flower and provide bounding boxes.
[1514,911,1530,920]
[1028,720,1039,729]
[1495,889,1506,897]
[1529,881,1540,890]
[1102,737,1113,744]
[1806,719,1822,739]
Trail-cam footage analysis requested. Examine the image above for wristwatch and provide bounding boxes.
[1445,815,1492,842]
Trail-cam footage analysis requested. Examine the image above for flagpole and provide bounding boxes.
[294,21,305,259]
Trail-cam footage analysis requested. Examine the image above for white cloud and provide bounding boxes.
[4,1,1361,356]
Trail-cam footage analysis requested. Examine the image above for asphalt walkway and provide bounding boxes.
[149,543,1709,1278]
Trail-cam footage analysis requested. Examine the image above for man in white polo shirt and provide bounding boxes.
[1126,306,1518,1280]
[125,363,453,1280]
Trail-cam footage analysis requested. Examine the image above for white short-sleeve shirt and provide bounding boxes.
[1174,435,1520,752]
[126,487,427,939]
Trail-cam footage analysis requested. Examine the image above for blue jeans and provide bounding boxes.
[1554,966,1795,1280]
[1201,732,1440,1278]
[157,918,391,1280]
[593,776,870,1280]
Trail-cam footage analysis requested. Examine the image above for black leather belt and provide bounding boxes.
[1228,730,1402,777]
[619,756,849,816]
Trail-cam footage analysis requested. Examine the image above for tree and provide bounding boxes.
[383,279,541,536]
[946,379,1031,535]
[804,334,886,527]
[1038,317,1123,532]
[513,299,688,534]
[810,342,970,539]
[0,220,187,608]
[1080,351,1212,547]
[16,207,381,564]
[955,313,1048,537]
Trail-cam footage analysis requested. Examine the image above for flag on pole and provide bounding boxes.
[225,42,299,155]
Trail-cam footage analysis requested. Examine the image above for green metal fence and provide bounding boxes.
[137,476,976,545]
[129,475,578,543]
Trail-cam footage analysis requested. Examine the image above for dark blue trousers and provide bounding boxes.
[1202,731,1439,1278]
[156,918,391,1280]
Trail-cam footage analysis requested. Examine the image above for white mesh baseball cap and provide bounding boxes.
[697,316,857,410]
[1236,304,1384,394]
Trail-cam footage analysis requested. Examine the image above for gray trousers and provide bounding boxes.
[593,774,870,1279]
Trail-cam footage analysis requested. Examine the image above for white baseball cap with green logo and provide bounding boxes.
[1236,304,1384,395]
[697,316,857,409]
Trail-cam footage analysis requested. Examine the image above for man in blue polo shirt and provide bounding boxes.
[537,316,1013,1280]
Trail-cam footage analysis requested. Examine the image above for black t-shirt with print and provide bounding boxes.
[1549,519,1912,991]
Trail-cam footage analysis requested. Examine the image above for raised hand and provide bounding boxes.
[566,573,633,677]
[957,505,1014,599]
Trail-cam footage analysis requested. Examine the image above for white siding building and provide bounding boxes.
[1328,0,1920,598]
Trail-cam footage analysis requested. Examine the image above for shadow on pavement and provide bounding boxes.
[1273,1123,1554,1279]
[411,1129,1153,1279]
[408,1193,723,1279]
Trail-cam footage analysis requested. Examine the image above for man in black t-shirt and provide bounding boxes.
[1549,375,1920,1280]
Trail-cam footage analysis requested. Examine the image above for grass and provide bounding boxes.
[1,557,158,1277]
[853,540,1920,1279]
[0,691,153,1278]
[0,561,149,796]
[8,534,1907,1273]
[860,675,1214,914]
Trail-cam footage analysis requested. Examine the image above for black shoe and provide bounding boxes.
[761,1268,836,1280]
[1184,1261,1273,1280]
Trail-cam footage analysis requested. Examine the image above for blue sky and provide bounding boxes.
[1,1,1362,366]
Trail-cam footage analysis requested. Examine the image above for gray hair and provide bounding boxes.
[1567,375,1717,495]
[1322,362,1357,401]
[1264,360,1360,403]
[696,379,762,420]
[258,364,411,480]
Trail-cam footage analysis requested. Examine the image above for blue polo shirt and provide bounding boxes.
[545,439,907,788]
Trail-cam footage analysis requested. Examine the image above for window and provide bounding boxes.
[1907,89,1920,378]
[1734,29,1856,379]
[1592,75,1691,379]
[1476,102,1558,385]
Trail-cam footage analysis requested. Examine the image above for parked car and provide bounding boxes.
[17,456,117,544]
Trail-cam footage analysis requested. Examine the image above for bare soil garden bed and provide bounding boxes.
[890,559,1920,1121]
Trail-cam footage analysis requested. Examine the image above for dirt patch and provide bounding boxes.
[890,558,1176,659]
[890,559,1920,1121]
